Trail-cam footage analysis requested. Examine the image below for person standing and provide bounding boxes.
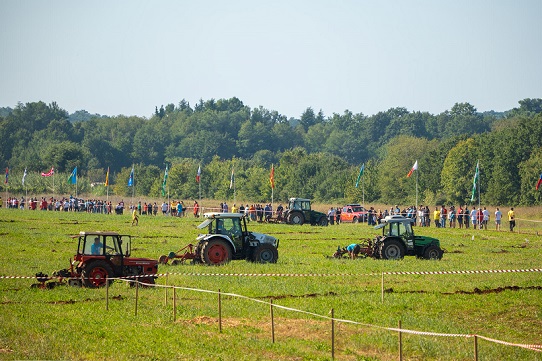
[193,201,200,218]
[508,207,515,232]
[433,207,440,228]
[470,207,477,229]
[482,207,490,230]
[494,207,502,231]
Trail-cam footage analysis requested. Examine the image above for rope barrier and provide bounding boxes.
[3,267,541,280]
[114,277,542,353]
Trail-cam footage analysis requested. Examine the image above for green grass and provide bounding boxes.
[0,209,541,360]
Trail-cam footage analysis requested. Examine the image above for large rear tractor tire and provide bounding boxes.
[252,244,279,263]
[82,261,114,288]
[288,211,304,225]
[423,245,443,260]
[201,238,232,265]
[380,239,405,260]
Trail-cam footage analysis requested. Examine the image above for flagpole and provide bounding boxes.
[362,171,365,210]
[478,160,481,211]
[416,168,418,211]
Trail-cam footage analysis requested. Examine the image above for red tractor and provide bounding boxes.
[39,231,158,288]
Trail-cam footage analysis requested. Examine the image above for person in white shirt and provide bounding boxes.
[482,207,490,230]
[494,207,502,231]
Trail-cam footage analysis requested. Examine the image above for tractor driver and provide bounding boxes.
[91,237,104,255]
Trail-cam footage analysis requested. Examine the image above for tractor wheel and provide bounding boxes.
[201,238,232,265]
[289,211,304,225]
[380,239,405,260]
[423,245,443,260]
[252,244,279,263]
[82,261,114,288]
[318,217,328,226]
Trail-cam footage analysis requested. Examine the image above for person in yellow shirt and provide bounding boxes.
[231,203,237,213]
[433,207,441,228]
[131,208,139,226]
[507,207,515,232]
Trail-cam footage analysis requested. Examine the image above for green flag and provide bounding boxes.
[355,163,365,188]
[470,161,479,202]
[161,165,169,196]
[68,167,77,185]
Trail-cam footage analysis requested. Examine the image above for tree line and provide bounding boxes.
[1,98,542,205]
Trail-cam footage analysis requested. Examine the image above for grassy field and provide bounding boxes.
[0,207,541,360]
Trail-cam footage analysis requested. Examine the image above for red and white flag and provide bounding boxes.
[41,167,54,177]
[406,160,418,178]
[196,165,201,183]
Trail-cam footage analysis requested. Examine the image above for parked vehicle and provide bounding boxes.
[340,204,367,223]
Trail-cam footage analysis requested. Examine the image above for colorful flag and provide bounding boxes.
[105,167,110,186]
[470,161,479,202]
[406,160,418,178]
[196,165,201,183]
[161,164,169,196]
[270,164,275,189]
[355,163,365,188]
[4,167,8,184]
[22,168,27,186]
[128,167,134,187]
[68,167,77,184]
[229,168,234,189]
[536,173,542,191]
[41,167,54,177]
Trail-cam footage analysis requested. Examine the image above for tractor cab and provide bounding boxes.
[77,231,131,257]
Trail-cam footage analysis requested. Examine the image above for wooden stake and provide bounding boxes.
[381,272,385,303]
[173,286,177,321]
[398,320,403,361]
[218,289,222,333]
[164,273,168,306]
[270,299,275,343]
[331,308,335,360]
[105,276,109,311]
[135,280,139,316]
[474,335,478,361]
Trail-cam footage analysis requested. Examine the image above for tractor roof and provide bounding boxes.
[76,231,122,237]
[197,212,244,229]
[374,215,411,229]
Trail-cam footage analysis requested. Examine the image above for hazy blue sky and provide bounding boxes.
[1,0,541,118]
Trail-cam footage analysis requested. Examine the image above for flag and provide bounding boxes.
[128,167,134,187]
[22,168,27,186]
[536,173,542,191]
[41,167,54,177]
[161,164,169,196]
[68,167,77,184]
[270,164,275,189]
[470,161,479,202]
[355,163,365,188]
[105,167,110,186]
[196,165,201,183]
[406,160,418,178]
[4,167,8,184]
[229,168,234,189]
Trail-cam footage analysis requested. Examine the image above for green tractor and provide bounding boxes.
[373,215,443,260]
[283,197,328,226]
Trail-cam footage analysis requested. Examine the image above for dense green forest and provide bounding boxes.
[1,98,542,206]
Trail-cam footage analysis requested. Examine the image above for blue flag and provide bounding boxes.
[128,167,134,187]
[68,167,77,184]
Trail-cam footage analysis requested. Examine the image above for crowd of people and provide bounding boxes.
[0,195,517,231]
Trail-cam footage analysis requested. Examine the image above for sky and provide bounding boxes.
[1,0,541,119]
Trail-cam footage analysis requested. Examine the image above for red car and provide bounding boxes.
[340,204,367,223]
